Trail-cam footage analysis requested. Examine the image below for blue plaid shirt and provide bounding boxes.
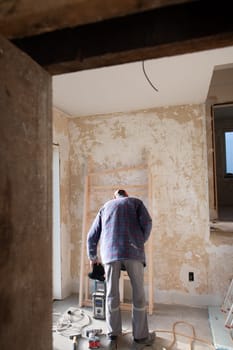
[87,197,152,265]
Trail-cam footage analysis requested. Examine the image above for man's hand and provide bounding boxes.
[89,257,100,267]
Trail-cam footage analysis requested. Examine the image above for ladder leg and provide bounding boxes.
[225,303,233,329]
[221,278,233,313]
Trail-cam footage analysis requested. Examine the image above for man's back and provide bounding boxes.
[87,196,152,264]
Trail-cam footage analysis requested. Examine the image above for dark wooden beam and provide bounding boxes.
[0,0,194,39]
[12,1,233,75]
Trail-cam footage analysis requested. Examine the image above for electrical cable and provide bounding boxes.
[122,320,215,350]
[53,307,92,338]
[142,60,159,92]
[154,321,215,350]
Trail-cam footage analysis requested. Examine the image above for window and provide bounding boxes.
[225,131,233,176]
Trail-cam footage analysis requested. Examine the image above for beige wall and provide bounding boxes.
[53,103,233,306]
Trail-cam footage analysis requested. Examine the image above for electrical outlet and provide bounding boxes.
[189,272,194,281]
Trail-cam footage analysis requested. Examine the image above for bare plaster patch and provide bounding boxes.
[185,251,193,259]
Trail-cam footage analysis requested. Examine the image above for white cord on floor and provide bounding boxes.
[53,307,92,338]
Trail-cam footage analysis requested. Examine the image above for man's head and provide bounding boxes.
[114,189,128,199]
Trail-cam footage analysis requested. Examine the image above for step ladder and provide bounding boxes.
[221,278,233,329]
[225,303,233,329]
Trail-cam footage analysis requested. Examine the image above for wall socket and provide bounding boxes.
[189,272,194,281]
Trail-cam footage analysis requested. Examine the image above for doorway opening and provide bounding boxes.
[213,103,233,221]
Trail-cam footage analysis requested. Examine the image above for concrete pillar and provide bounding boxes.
[0,36,52,350]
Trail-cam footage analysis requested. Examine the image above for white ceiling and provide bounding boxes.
[52,46,233,118]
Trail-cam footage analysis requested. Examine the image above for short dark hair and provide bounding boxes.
[115,189,128,197]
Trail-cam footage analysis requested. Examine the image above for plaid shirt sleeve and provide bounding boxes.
[137,201,152,242]
[86,210,102,260]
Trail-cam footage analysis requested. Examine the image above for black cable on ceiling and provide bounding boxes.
[142,60,159,92]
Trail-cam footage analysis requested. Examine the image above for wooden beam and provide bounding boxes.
[12,1,233,75]
[79,173,90,307]
[92,185,147,191]
[89,164,147,176]
[0,0,193,39]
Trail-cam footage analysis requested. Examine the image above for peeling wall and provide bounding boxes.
[53,103,233,307]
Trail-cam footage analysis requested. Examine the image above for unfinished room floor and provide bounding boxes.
[53,295,215,350]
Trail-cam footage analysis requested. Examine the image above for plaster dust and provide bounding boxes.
[53,103,233,306]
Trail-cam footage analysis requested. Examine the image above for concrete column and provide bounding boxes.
[0,36,52,350]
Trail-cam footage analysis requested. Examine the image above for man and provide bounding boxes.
[87,189,155,349]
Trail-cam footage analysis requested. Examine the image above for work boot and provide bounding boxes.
[130,332,156,349]
[106,335,117,349]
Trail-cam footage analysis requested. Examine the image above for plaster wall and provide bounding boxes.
[54,103,233,306]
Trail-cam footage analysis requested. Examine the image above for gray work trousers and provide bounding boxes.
[104,260,149,339]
